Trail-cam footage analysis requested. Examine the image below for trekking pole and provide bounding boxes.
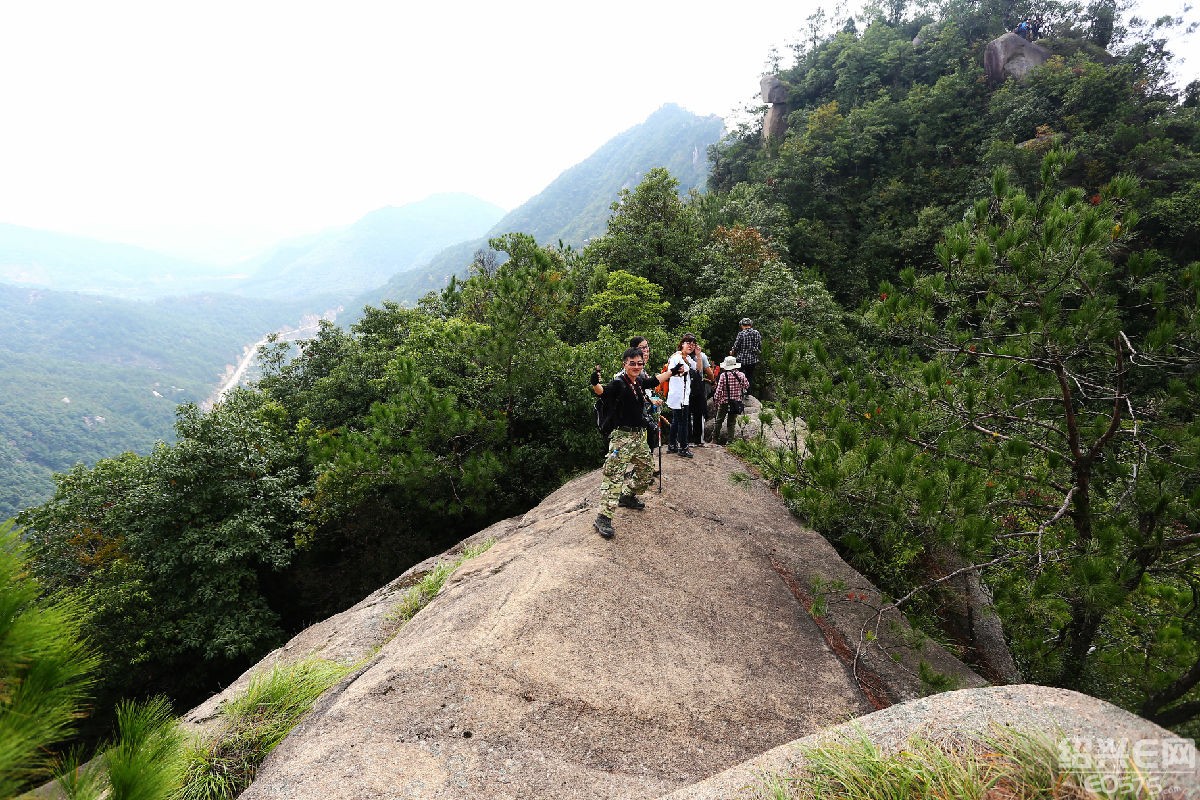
[657,412,668,493]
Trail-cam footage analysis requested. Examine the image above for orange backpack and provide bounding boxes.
[654,362,670,401]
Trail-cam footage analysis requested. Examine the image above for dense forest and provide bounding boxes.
[5,0,1199,793]
[0,288,315,521]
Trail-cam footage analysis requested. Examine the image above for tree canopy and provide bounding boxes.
[13,0,1200,764]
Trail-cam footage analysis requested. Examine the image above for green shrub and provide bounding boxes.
[763,727,1160,799]
[387,537,496,627]
[176,658,353,800]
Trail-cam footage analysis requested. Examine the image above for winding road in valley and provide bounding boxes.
[204,308,339,409]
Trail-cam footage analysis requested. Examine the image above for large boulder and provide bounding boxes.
[760,74,788,104]
[662,685,1200,799]
[984,32,1051,83]
[226,450,983,799]
[760,75,790,142]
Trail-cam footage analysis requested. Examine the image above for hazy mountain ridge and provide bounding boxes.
[497,103,722,244]
[232,193,506,301]
[364,104,725,308]
[0,108,719,517]
[0,222,233,299]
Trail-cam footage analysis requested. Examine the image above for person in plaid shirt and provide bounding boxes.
[711,355,750,445]
[729,318,761,395]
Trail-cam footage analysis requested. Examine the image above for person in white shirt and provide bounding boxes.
[665,334,704,458]
[690,348,712,448]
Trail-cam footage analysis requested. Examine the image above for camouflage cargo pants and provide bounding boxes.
[598,428,654,518]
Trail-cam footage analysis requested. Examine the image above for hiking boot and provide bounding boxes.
[678,449,694,458]
[618,493,645,510]
[594,514,615,539]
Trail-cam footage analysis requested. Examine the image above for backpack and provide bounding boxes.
[716,370,746,415]
[595,392,618,437]
[654,362,670,402]
[596,376,657,437]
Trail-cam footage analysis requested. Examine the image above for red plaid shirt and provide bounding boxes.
[713,369,749,405]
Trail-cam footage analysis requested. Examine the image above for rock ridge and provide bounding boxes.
[196,444,981,798]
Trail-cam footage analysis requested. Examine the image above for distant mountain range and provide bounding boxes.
[0,194,505,303]
[365,103,724,307]
[232,193,505,300]
[0,223,231,299]
[0,104,722,308]
[1,101,724,519]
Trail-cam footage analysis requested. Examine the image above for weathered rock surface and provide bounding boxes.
[760,75,788,104]
[984,31,1052,83]
[760,75,790,142]
[662,684,1200,798]
[212,445,982,799]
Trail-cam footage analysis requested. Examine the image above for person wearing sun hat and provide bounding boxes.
[729,317,761,396]
[711,354,750,445]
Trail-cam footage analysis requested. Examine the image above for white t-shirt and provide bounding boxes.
[666,351,697,409]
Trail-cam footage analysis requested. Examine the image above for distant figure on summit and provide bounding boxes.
[729,318,761,396]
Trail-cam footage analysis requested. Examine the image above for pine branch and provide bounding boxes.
[1142,654,1200,723]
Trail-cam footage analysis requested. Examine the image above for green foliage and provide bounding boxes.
[763,727,1156,799]
[94,699,188,800]
[755,151,1199,728]
[1,523,191,800]
[0,285,308,521]
[701,0,1200,731]
[305,360,506,531]
[0,521,98,797]
[917,660,960,695]
[710,3,1199,306]
[18,392,307,736]
[176,658,353,800]
[578,269,670,335]
[387,537,496,627]
[585,167,702,314]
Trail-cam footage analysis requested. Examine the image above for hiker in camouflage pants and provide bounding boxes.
[590,347,673,539]
[598,428,656,518]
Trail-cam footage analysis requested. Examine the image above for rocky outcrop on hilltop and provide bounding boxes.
[985,31,1052,83]
[665,684,1200,799]
[760,75,790,142]
[195,445,982,799]
[184,433,1196,799]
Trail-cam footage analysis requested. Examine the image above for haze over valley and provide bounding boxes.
[0,105,724,520]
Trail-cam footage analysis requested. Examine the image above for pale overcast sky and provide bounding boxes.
[1,0,1194,264]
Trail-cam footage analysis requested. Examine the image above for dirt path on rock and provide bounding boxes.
[233,445,980,800]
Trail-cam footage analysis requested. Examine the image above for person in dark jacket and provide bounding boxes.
[590,347,671,539]
[627,336,661,451]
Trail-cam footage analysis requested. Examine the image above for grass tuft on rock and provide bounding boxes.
[387,537,496,627]
[175,658,353,800]
[762,727,1167,799]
